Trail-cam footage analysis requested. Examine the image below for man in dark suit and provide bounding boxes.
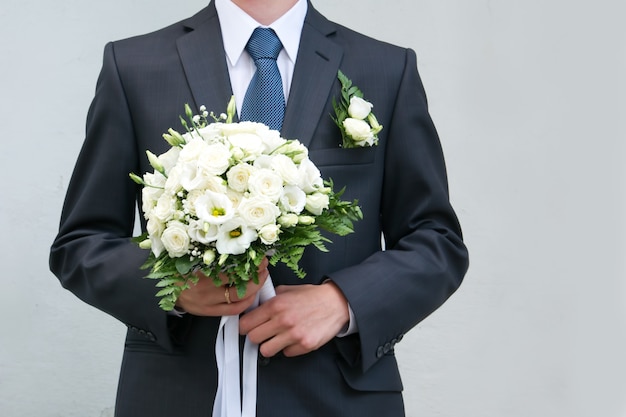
[50,0,469,416]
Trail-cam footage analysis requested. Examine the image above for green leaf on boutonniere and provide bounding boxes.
[332,70,382,148]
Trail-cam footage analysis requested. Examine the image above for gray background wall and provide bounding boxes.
[1,1,624,416]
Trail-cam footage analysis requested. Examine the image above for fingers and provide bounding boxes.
[175,257,271,316]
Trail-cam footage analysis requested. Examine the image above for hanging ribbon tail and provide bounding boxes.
[213,276,276,417]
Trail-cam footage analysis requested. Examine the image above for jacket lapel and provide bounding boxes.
[176,2,234,116]
[282,5,343,147]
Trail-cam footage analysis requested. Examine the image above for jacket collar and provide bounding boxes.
[176,1,343,147]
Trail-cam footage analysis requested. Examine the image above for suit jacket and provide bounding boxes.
[50,2,469,416]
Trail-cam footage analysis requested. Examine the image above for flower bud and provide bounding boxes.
[368,113,383,135]
[163,128,186,147]
[226,96,237,123]
[129,172,145,185]
[278,213,299,228]
[203,249,216,266]
[139,239,152,249]
[297,215,315,225]
[146,150,165,174]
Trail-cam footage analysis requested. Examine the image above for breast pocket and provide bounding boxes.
[309,147,376,167]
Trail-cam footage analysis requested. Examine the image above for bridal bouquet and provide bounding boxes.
[130,97,362,311]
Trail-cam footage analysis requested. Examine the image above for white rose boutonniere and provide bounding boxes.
[332,70,383,148]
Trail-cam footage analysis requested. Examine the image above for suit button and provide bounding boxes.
[146,332,156,342]
[259,354,271,366]
[383,343,392,354]
[376,346,384,358]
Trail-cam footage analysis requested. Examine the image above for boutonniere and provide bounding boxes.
[332,70,383,148]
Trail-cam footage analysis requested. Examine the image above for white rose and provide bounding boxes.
[183,189,204,217]
[215,217,258,255]
[273,140,308,163]
[161,221,191,258]
[187,219,219,244]
[280,185,306,214]
[347,96,374,120]
[342,118,374,146]
[226,163,256,192]
[226,188,245,210]
[195,190,235,225]
[297,158,323,193]
[152,193,177,222]
[248,168,284,202]
[146,216,165,238]
[197,142,231,176]
[237,195,281,229]
[271,154,300,185]
[258,223,280,245]
[305,192,330,215]
[203,175,228,195]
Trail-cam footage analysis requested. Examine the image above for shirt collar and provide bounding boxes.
[215,0,307,67]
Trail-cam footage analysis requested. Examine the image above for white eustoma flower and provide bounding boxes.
[227,132,264,161]
[280,185,306,214]
[164,163,184,194]
[347,96,374,120]
[252,154,273,170]
[227,163,256,193]
[215,217,258,255]
[305,192,330,216]
[178,137,207,163]
[149,235,165,258]
[160,220,191,258]
[141,172,166,215]
[342,118,374,146]
[297,158,323,193]
[157,146,181,172]
[237,195,281,229]
[259,129,287,153]
[195,190,235,225]
[275,140,308,163]
[271,154,300,185]
[248,168,284,203]
[187,219,219,244]
[258,223,280,245]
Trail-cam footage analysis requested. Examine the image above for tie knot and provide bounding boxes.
[246,27,282,62]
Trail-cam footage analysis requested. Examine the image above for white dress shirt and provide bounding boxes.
[214,0,307,114]
[214,0,357,337]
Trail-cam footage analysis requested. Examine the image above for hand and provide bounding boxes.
[175,257,270,317]
[239,282,350,358]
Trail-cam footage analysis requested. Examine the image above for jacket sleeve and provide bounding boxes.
[330,48,469,372]
[49,42,190,351]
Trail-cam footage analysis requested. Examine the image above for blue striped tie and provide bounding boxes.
[240,28,285,131]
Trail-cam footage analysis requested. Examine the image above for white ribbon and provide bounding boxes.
[213,276,276,417]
